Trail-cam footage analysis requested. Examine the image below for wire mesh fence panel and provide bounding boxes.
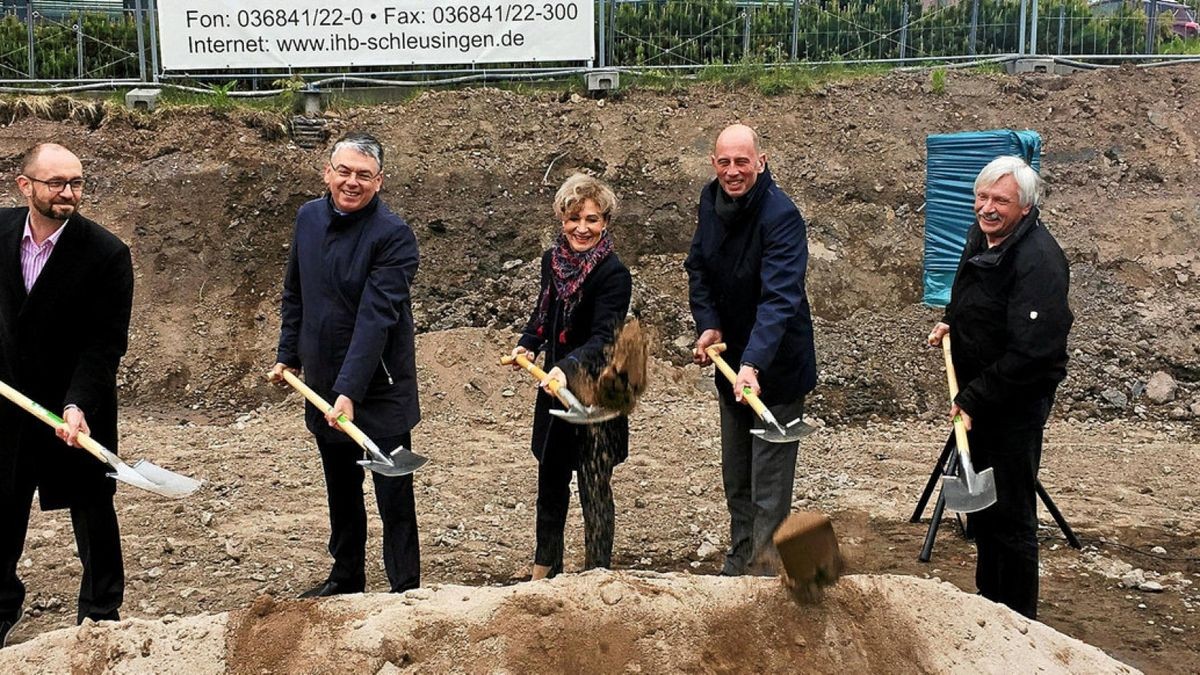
[0,1,145,80]
[0,0,1192,84]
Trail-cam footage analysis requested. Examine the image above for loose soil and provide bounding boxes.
[0,64,1196,673]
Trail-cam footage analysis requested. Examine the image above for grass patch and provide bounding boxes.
[930,67,947,95]
[694,61,889,96]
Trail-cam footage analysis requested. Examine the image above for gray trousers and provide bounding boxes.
[718,395,805,576]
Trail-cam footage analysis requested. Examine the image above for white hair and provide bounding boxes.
[974,155,1042,208]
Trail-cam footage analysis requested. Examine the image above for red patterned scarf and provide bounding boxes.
[533,231,614,344]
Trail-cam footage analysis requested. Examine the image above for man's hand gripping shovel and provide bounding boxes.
[277,370,427,477]
[500,353,619,425]
[0,378,201,498]
[940,335,997,513]
[704,343,814,443]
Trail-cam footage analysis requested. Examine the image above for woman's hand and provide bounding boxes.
[510,346,532,370]
[540,366,567,392]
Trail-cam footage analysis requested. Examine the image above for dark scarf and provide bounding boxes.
[712,166,769,226]
[533,230,614,344]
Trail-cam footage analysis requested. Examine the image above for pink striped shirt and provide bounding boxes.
[20,217,69,292]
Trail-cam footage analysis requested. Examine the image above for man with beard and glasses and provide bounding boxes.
[0,143,134,647]
[686,124,817,577]
[927,155,1073,619]
[270,131,422,597]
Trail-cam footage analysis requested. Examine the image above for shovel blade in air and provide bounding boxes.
[773,511,844,603]
[549,406,621,425]
[358,446,429,477]
[108,460,202,499]
[941,467,997,513]
[750,418,817,444]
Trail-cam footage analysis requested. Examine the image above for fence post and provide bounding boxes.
[899,3,909,65]
[76,13,84,79]
[149,0,161,82]
[1030,0,1039,55]
[742,9,750,59]
[791,0,800,61]
[1018,0,1028,55]
[134,0,147,82]
[969,0,979,56]
[25,0,34,79]
[1145,0,1159,54]
[598,0,606,67]
[1057,6,1064,55]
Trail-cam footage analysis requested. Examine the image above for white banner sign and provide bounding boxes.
[157,0,594,70]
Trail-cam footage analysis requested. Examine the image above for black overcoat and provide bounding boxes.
[0,208,134,510]
[518,250,632,466]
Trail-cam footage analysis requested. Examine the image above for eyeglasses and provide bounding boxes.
[330,164,379,182]
[24,176,85,192]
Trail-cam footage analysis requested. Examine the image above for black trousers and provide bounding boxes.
[0,471,124,625]
[534,433,616,576]
[316,433,419,593]
[718,395,805,576]
[966,398,1051,620]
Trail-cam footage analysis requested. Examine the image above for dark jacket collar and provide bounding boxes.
[323,193,381,228]
[968,206,1041,268]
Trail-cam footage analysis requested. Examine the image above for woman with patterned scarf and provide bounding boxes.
[510,173,632,581]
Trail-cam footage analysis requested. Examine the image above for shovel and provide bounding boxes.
[278,370,427,477]
[500,353,620,425]
[0,378,201,499]
[940,335,997,513]
[705,344,814,444]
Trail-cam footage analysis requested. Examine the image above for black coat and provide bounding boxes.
[277,195,421,443]
[518,250,632,465]
[0,208,134,510]
[686,166,817,406]
[944,207,1073,425]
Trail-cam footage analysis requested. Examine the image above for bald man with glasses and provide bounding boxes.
[0,143,134,647]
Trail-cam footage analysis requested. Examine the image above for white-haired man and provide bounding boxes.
[927,155,1073,619]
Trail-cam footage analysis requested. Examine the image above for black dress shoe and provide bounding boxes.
[298,580,362,599]
[0,615,21,649]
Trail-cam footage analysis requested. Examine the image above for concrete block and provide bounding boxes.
[585,70,619,92]
[125,88,161,112]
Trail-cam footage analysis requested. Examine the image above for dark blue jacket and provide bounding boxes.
[277,195,420,443]
[686,166,817,406]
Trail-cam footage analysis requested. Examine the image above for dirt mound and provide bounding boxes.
[0,572,1138,674]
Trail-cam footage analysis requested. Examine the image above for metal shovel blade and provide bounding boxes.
[549,405,621,425]
[942,466,997,513]
[358,445,429,477]
[107,460,202,499]
[750,417,817,444]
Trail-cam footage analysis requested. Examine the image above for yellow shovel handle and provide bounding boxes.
[499,353,571,407]
[705,343,770,419]
[942,335,971,455]
[0,378,113,466]
[278,370,370,450]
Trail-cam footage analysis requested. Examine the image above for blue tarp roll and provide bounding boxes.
[923,130,1041,307]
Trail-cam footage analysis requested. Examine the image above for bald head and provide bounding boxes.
[710,124,766,199]
[713,124,761,155]
[21,143,79,176]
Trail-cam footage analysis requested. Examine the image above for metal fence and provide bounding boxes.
[0,0,1196,91]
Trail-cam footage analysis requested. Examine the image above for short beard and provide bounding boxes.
[33,200,75,221]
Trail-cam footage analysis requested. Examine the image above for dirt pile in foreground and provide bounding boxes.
[0,571,1138,674]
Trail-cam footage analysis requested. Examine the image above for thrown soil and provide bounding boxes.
[0,63,1196,673]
